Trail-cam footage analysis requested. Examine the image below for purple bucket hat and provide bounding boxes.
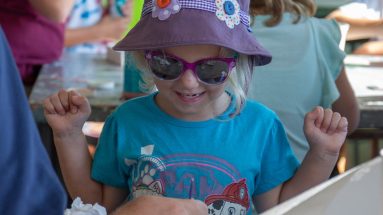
[113,0,272,66]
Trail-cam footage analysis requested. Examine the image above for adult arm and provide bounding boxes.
[332,68,360,133]
[353,40,383,55]
[65,15,130,47]
[111,196,208,215]
[0,27,67,214]
[28,0,75,22]
[327,10,383,40]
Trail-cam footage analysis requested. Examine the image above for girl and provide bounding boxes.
[44,0,348,214]
[249,0,360,162]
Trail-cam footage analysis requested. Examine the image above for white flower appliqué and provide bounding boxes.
[215,0,240,29]
[152,0,181,20]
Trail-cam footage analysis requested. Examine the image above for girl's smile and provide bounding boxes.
[175,91,206,104]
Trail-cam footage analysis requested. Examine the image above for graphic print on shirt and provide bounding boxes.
[205,179,249,215]
[127,145,166,198]
[125,147,250,214]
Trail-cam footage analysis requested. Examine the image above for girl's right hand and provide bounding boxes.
[303,106,348,158]
[43,89,91,137]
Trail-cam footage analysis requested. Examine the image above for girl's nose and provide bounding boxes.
[178,69,199,88]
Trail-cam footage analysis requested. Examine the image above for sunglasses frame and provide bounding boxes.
[144,51,236,85]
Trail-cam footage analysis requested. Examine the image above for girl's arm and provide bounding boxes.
[55,131,127,211]
[254,107,348,213]
[28,0,75,22]
[53,129,101,201]
[280,107,348,201]
[43,90,126,211]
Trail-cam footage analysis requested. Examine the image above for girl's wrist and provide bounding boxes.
[306,148,339,163]
[52,128,84,140]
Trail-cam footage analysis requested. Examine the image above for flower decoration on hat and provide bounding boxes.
[152,0,181,20]
[215,0,240,29]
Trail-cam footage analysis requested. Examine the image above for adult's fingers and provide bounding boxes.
[184,199,208,215]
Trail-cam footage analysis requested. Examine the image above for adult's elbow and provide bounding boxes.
[40,8,70,22]
[29,1,72,22]
[49,11,69,23]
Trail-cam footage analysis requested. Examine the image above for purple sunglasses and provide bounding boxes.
[144,51,236,85]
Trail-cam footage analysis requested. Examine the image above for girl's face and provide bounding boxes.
[152,45,232,121]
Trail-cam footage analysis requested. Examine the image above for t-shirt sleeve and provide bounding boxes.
[253,118,300,195]
[313,19,345,108]
[91,114,129,188]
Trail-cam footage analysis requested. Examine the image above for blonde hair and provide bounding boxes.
[249,0,317,27]
[130,49,252,118]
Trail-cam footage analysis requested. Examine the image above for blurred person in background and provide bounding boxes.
[249,0,360,163]
[65,0,133,54]
[65,0,147,101]
[0,20,67,215]
[327,0,383,55]
[0,0,74,94]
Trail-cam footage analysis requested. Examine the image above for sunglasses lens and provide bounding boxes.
[196,60,230,84]
[149,55,183,80]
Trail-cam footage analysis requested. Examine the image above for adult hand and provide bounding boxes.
[111,195,208,215]
[304,106,348,157]
[43,89,91,137]
[98,15,130,41]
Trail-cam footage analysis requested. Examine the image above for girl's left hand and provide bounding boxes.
[303,106,348,157]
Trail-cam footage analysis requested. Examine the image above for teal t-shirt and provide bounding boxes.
[92,93,299,214]
[249,13,345,161]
